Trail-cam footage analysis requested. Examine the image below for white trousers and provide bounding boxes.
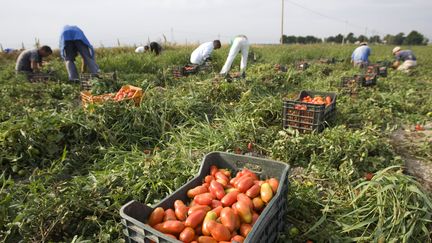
[397,60,417,72]
[220,37,249,75]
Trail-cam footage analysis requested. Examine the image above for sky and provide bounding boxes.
[0,0,431,49]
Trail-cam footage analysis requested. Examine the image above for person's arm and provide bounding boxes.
[81,60,87,73]
[30,60,40,72]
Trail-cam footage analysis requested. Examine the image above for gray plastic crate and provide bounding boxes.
[120,152,290,243]
[283,91,337,133]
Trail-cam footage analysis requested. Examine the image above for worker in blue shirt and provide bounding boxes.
[351,42,371,68]
[59,25,99,81]
[392,46,417,72]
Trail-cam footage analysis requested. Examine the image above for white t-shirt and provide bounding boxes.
[190,42,214,65]
[135,46,145,53]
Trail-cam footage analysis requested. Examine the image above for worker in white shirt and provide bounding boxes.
[135,46,145,53]
[190,40,221,65]
[220,35,249,78]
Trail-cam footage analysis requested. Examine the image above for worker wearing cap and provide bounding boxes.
[190,40,221,65]
[59,25,99,81]
[392,46,417,72]
[220,35,250,78]
[351,42,371,68]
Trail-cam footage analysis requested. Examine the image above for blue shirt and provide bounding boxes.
[59,25,94,59]
[351,45,371,63]
[395,50,416,61]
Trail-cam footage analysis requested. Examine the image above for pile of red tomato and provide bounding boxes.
[146,165,279,243]
[113,88,136,101]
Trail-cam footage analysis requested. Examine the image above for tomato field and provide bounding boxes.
[1,44,431,242]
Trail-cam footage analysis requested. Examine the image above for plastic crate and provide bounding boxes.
[296,62,309,71]
[120,152,290,243]
[282,91,337,133]
[274,64,288,72]
[28,73,54,82]
[80,91,115,107]
[365,64,387,77]
[172,64,200,78]
[114,85,144,107]
[81,85,143,108]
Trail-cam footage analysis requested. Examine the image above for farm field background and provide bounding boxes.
[1,44,432,242]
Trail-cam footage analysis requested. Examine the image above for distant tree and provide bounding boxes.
[334,34,344,43]
[404,30,425,45]
[383,34,394,44]
[393,33,405,45]
[326,36,336,43]
[282,35,297,44]
[305,35,321,44]
[357,35,368,42]
[345,33,356,43]
[297,36,306,44]
[369,35,381,44]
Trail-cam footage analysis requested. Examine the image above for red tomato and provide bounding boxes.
[202,211,217,236]
[188,205,211,215]
[207,221,231,241]
[245,184,260,198]
[209,180,226,200]
[215,172,229,185]
[252,197,265,211]
[236,176,254,193]
[159,220,185,234]
[211,206,223,217]
[260,183,273,204]
[187,185,209,198]
[163,208,177,222]
[204,175,214,184]
[197,236,218,243]
[179,227,195,243]
[220,207,238,232]
[231,235,245,243]
[195,193,214,206]
[185,210,207,228]
[237,193,253,210]
[268,178,279,193]
[240,223,252,237]
[234,201,252,223]
[211,200,222,209]
[221,190,239,207]
[174,200,188,221]
[148,207,164,226]
[210,166,218,176]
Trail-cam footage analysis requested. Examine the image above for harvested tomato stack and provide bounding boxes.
[146,165,279,243]
[113,87,137,101]
[300,95,332,106]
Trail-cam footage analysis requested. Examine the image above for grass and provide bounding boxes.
[0,44,431,242]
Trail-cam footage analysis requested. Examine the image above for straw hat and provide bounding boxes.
[392,46,401,54]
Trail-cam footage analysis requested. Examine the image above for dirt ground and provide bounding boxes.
[390,122,432,192]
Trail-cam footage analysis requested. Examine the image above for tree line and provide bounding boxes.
[282,30,429,45]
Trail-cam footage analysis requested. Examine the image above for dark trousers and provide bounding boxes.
[63,40,98,80]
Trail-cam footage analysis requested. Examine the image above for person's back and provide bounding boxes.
[15,49,40,72]
[190,42,214,65]
[351,45,370,63]
[396,50,416,62]
[60,25,94,58]
[150,42,162,55]
[135,46,145,53]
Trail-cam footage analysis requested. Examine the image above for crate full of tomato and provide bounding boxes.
[80,85,143,108]
[283,91,337,133]
[120,152,290,243]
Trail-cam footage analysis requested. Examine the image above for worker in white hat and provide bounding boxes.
[351,42,371,68]
[392,46,417,72]
[220,35,249,79]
